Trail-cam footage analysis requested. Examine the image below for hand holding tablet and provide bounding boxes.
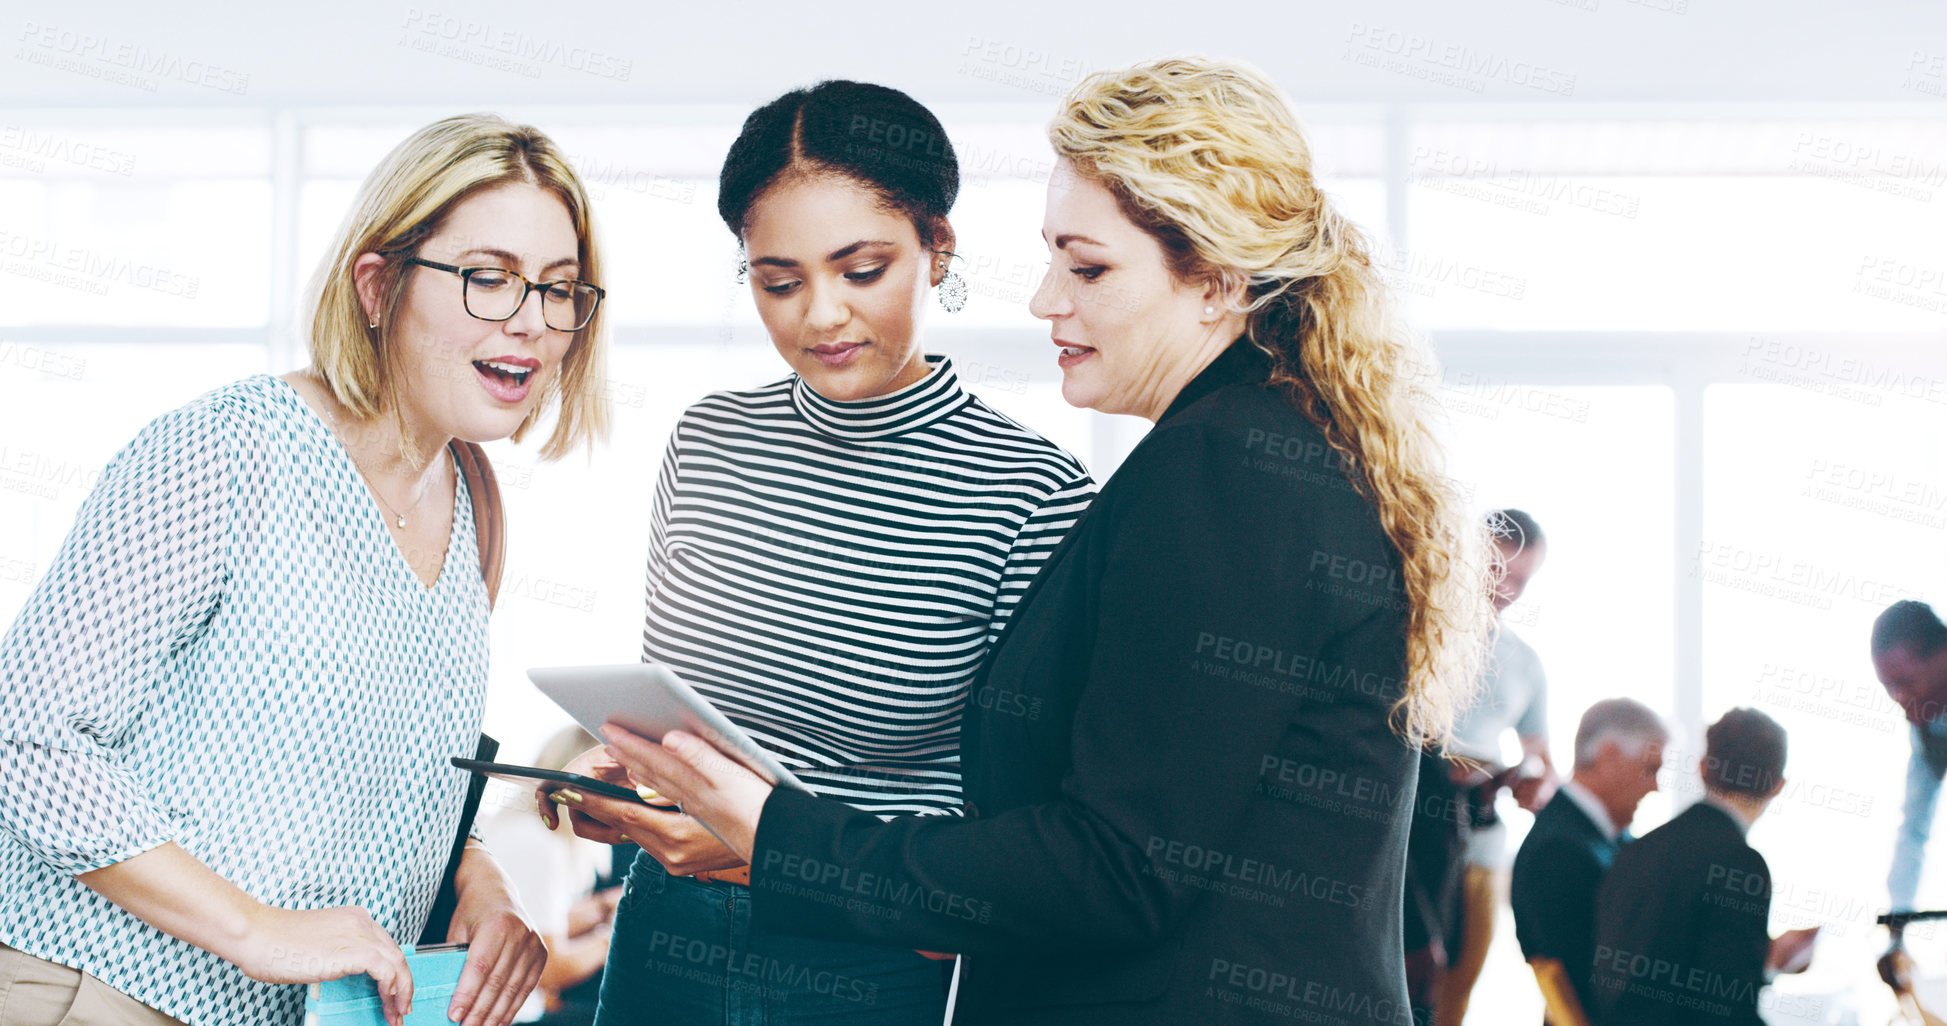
[451,663,797,862]
[524,663,805,790]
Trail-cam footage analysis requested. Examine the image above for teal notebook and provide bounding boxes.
[303,944,469,1026]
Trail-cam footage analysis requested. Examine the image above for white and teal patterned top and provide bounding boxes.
[0,375,491,1026]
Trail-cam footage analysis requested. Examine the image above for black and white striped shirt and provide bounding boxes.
[642,355,1094,817]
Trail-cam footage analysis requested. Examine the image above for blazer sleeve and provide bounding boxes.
[749,422,1348,955]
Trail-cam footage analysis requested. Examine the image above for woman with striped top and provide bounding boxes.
[538,81,1092,1025]
[0,115,608,1026]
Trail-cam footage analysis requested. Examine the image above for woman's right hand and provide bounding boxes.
[236,905,415,1026]
[537,744,746,876]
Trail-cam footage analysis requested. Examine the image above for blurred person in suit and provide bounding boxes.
[1510,698,1667,1025]
[1590,708,1816,1026]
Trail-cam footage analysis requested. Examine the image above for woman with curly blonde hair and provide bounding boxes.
[594,58,1495,1026]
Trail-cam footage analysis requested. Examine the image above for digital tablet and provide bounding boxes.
[528,663,806,791]
[450,757,677,808]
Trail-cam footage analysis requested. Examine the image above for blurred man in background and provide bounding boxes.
[1511,698,1667,1026]
[1439,508,1559,1026]
[1591,708,1816,1026]
[1871,600,1947,996]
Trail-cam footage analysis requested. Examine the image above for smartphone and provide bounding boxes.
[450,757,678,809]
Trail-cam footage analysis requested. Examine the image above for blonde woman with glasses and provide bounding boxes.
[600,58,1496,1026]
[0,114,608,1026]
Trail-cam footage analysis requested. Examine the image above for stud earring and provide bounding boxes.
[1204,306,1215,316]
[368,320,379,330]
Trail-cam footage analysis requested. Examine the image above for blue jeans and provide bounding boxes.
[593,851,950,1026]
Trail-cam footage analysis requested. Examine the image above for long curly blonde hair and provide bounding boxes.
[1049,57,1495,747]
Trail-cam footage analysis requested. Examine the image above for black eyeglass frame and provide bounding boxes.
[402,256,606,332]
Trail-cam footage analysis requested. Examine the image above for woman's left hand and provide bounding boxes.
[599,723,774,864]
[445,855,547,1026]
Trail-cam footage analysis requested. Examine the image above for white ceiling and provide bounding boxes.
[4,0,1946,110]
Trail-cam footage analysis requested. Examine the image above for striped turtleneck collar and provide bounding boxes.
[790,353,971,441]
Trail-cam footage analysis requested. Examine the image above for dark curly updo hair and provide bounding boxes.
[717,79,960,250]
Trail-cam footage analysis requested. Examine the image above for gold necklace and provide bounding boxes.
[351,458,434,529]
[312,380,436,529]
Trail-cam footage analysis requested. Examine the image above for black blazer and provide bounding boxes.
[1590,802,1770,1026]
[748,341,1422,1025]
[1510,789,1623,1016]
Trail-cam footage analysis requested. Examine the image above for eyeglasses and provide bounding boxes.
[403,256,605,332]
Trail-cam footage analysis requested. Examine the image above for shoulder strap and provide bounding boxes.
[450,440,506,608]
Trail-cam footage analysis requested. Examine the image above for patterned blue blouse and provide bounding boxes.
[0,375,490,1026]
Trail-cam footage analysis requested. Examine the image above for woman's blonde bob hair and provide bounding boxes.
[1049,57,1496,748]
[308,113,609,462]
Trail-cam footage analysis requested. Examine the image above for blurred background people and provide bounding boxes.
[1591,708,1817,1026]
[1511,698,1667,1026]
[1873,600,1947,982]
[1415,507,1557,1025]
